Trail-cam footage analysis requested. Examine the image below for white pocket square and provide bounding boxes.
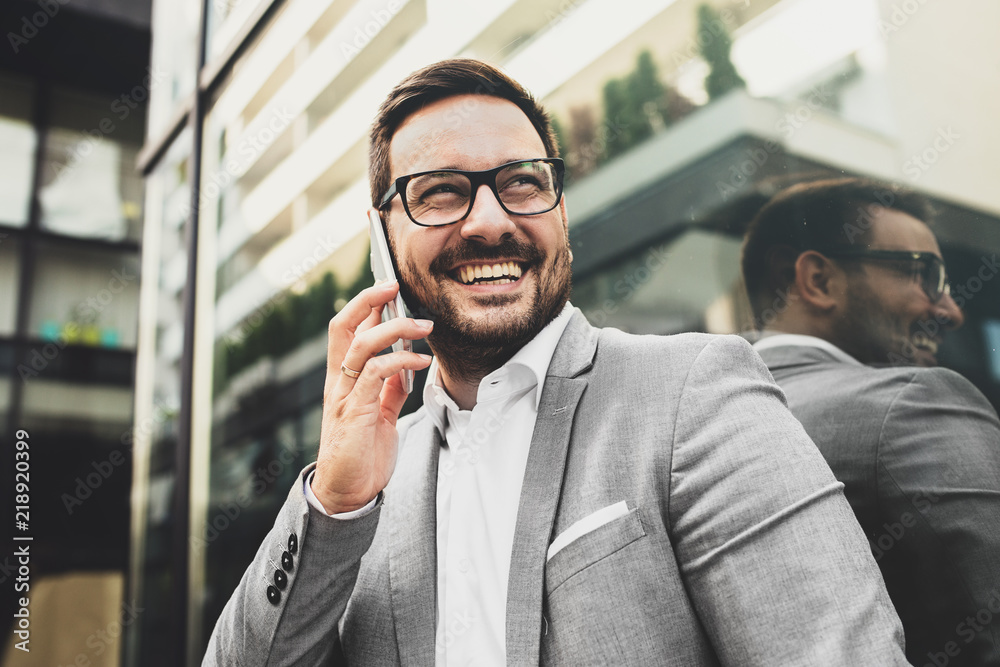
[546,500,630,561]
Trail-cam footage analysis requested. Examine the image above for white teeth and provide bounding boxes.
[457,263,523,284]
[912,333,939,354]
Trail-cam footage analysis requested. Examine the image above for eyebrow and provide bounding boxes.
[401,157,540,175]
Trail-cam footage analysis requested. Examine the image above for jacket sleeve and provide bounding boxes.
[667,335,908,666]
[877,368,1000,664]
[202,464,381,667]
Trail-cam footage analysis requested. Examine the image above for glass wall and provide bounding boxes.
[0,74,36,228]
[128,127,191,667]
[135,0,1000,662]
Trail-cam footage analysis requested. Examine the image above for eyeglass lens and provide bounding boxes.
[405,161,560,225]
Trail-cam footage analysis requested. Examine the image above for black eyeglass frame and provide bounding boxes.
[377,158,566,227]
[823,249,950,303]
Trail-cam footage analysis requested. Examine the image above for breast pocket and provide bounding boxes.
[545,507,647,594]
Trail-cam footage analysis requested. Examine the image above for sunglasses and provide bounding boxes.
[823,249,950,303]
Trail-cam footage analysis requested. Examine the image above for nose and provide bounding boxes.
[934,288,965,331]
[459,183,516,246]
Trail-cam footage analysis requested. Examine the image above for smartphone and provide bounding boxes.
[368,208,414,394]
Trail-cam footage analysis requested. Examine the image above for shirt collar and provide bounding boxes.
[422,302,575,434]
[752,331,864,367]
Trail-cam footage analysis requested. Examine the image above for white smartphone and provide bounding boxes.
[368,208,414,394]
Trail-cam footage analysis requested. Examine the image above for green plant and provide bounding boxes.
[698,3,746,100]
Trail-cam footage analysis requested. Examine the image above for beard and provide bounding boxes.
[394,235,572,384]
[834,278,929,367]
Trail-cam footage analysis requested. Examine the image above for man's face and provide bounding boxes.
[384,94,572,361]
[832,207,964,367]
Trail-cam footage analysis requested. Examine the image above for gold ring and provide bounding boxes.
[341,364,363,379]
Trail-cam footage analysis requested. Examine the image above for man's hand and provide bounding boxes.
[313,281,433,513]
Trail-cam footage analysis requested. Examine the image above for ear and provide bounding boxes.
[793,250,843,313]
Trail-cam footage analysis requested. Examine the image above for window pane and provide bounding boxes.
[0,74,36,227]
[28,242,141,349]
[148,0,202,137]
[38,89,145,241]
[0,235,21,336]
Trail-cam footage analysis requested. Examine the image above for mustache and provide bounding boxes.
[429,238,543,274]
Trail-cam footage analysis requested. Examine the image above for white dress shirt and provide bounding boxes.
[306,303,574,666]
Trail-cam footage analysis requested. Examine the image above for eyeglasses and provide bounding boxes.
[823,249,950,303]
[378,158,565,227]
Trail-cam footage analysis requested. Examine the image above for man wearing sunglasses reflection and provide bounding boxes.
[205,62,909,665]
[741,177,1000,666]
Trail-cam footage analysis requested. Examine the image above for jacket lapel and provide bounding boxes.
[388,416,441,666]
[505,311,599,666]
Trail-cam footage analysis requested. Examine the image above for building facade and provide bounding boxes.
[131,0,1000,663]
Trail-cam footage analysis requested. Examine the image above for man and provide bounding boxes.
[205,61,907,666]
[741,177,1000,666]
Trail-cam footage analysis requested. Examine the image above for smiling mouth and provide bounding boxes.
[455,262,524,286]
[912,331,939,356]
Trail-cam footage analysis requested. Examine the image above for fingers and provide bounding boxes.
[341,316,433,380]
[327,281,402,369]
[380,372,413,425]
[351,350,431,402]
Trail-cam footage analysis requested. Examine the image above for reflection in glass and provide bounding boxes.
[28,243,141,349]
[0,74,36,227]
[39,129,143,240]
[0,236,21,336]
[128,128,190,667]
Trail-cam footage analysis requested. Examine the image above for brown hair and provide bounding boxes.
[368,58,559,207]
[741,177,934,324]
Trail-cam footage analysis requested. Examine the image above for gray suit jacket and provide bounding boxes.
[759,343,1000,666]
[205,311,906,666]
